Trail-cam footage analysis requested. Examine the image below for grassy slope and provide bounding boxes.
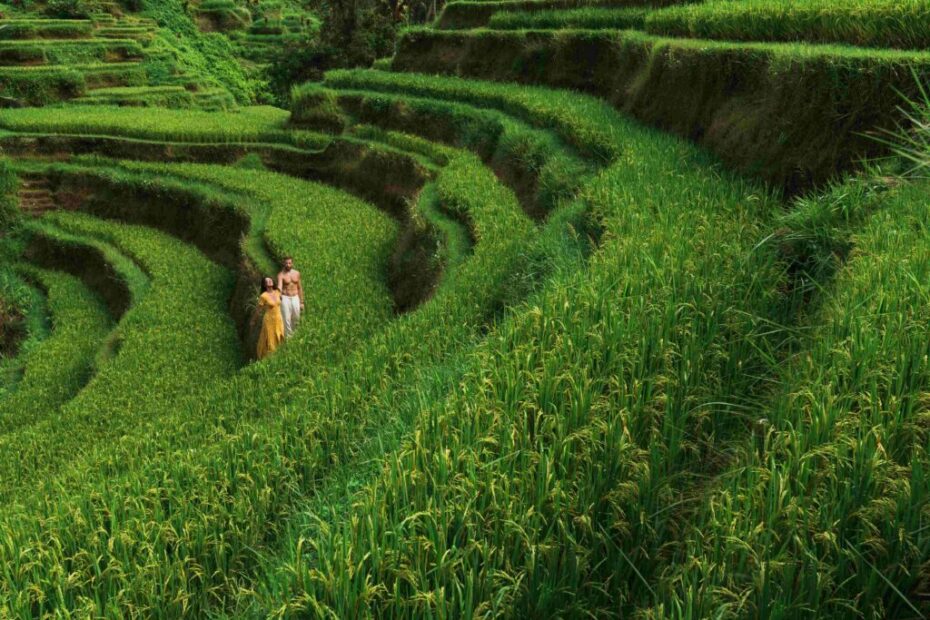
[475,0,930,50]
[0,148,552,615]
[0,262,114,434]
[0,268,48,393]
[249,71,930,620]
[244,70,793,617]
[0,210,241,503]
[645,0,930,50]
[141,0,257,102]
[391,27,930,191]
[0,1,927,615]
[0,105,294,142]
[641,177,930,618]
[114,159,399,366]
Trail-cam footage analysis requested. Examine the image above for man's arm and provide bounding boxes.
[297,273,305,306]
[276,271,283,292]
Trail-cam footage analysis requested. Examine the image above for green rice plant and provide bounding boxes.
[873,72,930,176]
[0,137,557,615]
[488,6,649,29]
[73,60,148,87]
[640,176,930,618]
[0,158,16,227]
[190,86,237,110]
[0,37,144,64]
[0,19,94,40]
[250,72,790,619]
[0,104,294,143]
[349,124,453,167]
[77,84,187,96]
[390,27,930,189]
[436,0,682,30]
[95,25,158,41]
[0,266,48,393]
[0,64,85,105]
[199,0,240,10]
[297,81,595,216]
[645,0,930,50]
[73,84,199,107]
[0,44,46,64]
[289,83,348,133]
[0,260,115,434]
[0,209,242,501]
[324,68,624,162]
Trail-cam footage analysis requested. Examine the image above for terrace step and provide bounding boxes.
[0,38,145,68]
[18,177,57,217]
[94,26,157,42]
[89,13,119,25]
[73,85,236,109]
[0,19,95,40]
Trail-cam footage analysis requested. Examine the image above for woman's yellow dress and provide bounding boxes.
[256,291,285,359]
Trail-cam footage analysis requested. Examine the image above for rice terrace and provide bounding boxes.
[2,0,930,615]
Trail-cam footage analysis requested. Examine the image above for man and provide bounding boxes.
[277,257,304,338]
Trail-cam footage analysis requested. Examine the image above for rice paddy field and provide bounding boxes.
[1,0,930,617]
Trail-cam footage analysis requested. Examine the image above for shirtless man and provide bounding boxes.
[276,257,304,338]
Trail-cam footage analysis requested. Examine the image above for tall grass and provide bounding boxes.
[0,261,114,431]
[0,146,554,615]
[638,176,930,618]
[251,72,789,618]
[436,0,684,30]
[324,69,625,162]
[645,0,930,50]
[488,6,648,30]
[0,210,241,502]
[0,37,144,63]
[0,266,48,394]
[390,26,930,190]
[0,20,94,40]
[0,105,298,144]
[299,82,595,216]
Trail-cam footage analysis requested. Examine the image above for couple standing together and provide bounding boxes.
[255,257,303,359]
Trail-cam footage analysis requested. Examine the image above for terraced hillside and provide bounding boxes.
[0,18,239,107]
[0,0,929,617]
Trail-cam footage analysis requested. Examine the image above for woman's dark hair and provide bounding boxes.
[259,276,278,292]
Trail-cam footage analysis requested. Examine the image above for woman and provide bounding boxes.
[255,276,285,359]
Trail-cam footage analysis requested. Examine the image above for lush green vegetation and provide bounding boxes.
[488,6,647,29]
[72,84,237,108]
[642,175,930,617]
[294,79,594,216]
[0,19,95,39]
[0,143,552,616]
[391,26,930,189]
[0,267,48,393]
[0,37,144,63]
[1,0,930,615]
[0,260,114,434]
[442,0,930,49]
[0,208,241,501]
[0,104,293,141]
[324,68,624,161]
[436,0,682,30]
[138,0,255,102]
[645,0,930,50]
